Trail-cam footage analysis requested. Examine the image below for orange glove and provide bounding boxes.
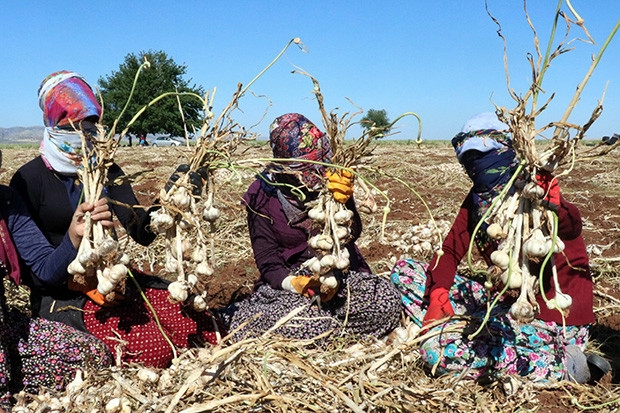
[422,287,455,328]
[282,275,321,298]
[536,171,560,212]
[326,169,354,203]
[67,279,123,307]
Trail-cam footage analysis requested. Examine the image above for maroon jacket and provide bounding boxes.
[426,191,594,326]
[242,179,371,290]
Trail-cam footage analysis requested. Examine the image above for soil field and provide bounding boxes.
[0,141,619,412]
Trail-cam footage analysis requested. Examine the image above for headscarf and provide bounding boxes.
[38,70,101,128]
[452,113,518,252]
[38,71,100,174]
[269,113,332,190]
[453,112,508,162]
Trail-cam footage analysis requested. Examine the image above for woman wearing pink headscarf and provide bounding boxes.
[10,71,224,369]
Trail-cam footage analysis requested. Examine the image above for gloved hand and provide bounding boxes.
[326,169,354,203]
[165,164,208,197]
[282,275,321,298]
[188,167,208,197]
[535,171,560,212]
[67,279,124,307]
[165,164,190,193]
[422,287,455,328]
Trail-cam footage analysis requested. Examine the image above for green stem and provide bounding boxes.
[107,60,151,139]
[533,0,563,105]
[240,38,306,97]
[127,269,178,360]
[466,161,526,274]
[554,17,620,134]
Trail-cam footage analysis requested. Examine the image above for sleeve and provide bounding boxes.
[105,163,157,246]
[246,203,291,289]
[3,187,76,286]
[555,194,582,241]
[425,193,474,295]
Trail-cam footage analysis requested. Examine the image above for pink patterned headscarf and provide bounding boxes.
[38,70,101,128]
[269,113,332,189]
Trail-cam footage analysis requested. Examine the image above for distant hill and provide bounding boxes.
[0,126,44,143]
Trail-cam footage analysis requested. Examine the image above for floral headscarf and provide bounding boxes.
[38,70,101,128]
[38,71,100,175]
[269,113,332,190]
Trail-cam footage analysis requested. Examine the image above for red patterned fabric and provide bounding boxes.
[0,214,21,284]
[83,288,223,368]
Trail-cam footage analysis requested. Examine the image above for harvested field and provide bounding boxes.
[1,140,619,412]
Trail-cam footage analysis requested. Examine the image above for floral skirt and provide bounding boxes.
[390,258,589,382]
[0,310,112,409]
[221,271,402,342]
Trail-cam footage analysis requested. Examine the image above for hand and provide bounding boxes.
[326,169,354,203]
[282,275,321,298]
[69,198,113,248]
[67,279,124,307]
[422,287,455,328]
[165,164,207,197]
[536,171,560,212]
[188,167,208,197]
[164,164,190,193]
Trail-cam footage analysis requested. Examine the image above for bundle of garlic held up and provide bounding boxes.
[150,84,247,311]
[477,3,614,325]
[67,122,130,303]
[295,71,387,296]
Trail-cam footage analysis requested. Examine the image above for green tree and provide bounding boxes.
[98,50,204,146]
[360,109,391,137]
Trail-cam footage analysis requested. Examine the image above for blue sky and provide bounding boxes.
[1,1,618,140]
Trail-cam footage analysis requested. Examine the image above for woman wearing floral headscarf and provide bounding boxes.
[390,112,607,384]
[10,70,223,369]
[221,113,401,341]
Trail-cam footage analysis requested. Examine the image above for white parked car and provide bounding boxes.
[150,136,183,147]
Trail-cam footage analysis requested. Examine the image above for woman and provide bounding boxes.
[222,113,401,341]
[10,70,222,369]
[0,181,112,410]
[391,112,607,384]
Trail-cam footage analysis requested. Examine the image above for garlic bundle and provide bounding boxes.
[483,174,570,324]
[152,170,217,311]
[302,185,355,292]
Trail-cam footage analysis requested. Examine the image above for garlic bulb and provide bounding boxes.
[202,206,220,222]
[500,265,523,289]
[168,281,189,303]
[137,367,159,384]
[195,262,214,277]
[490,250,510,270]
[307,206,326,222]
[191,294,208,312]
[522,229,550,258]
[334,209,354,224]
[486,223,506,240]
[319,274,339,288]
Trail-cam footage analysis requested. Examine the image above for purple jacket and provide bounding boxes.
[242,179,371,290]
